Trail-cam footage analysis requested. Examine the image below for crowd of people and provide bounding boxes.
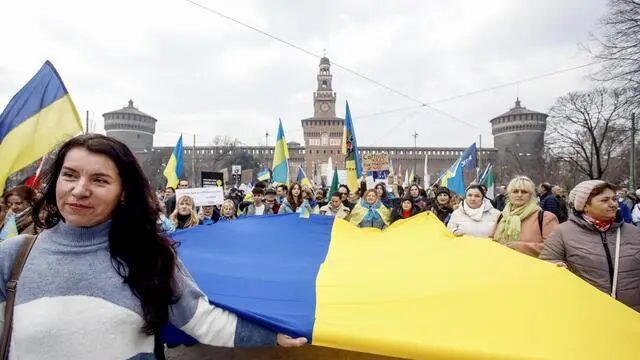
[1,133,640,359]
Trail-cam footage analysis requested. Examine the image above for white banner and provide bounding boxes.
[176,187,224,206]
[231,165,242,175]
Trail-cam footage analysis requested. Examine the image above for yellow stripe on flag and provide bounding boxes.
[313,213,640,359]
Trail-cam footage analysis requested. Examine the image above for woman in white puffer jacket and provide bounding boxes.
[447,184,500,237]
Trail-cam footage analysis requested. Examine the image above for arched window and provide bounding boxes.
[321,132,329,146]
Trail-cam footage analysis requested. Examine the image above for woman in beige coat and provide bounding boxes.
[491,176,558,257]
[539,180,640,311]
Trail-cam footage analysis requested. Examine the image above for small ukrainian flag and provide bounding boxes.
[299,206,310,219]
[0,215,18,241]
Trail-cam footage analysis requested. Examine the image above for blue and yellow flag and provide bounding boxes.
[440,143,476,195]
[0,61,82,194]
[342,102,362,191]
[257,169,271,182]
[163,134,184,188]
[0,215,18,241]
[296,166,312,188]
[271,119,290,185]
[163,213,640,359]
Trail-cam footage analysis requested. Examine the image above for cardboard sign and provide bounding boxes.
[362,153,390,172]
[176,187,224,206]
[201,171,224,188]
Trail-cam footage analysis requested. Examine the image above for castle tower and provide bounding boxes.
[301,56,345,184]
[103,99,157,153]
[490,98,547,184]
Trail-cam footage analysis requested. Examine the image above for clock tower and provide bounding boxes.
[313,55,337,118]
[301,55,345,184]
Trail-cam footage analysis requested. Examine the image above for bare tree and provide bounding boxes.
[546,87,630,180]
[590,0,640,105]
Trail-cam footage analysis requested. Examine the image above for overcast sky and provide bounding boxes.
[1,0,608,148]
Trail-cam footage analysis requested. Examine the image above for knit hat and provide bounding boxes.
[569,180,606,212]
[435,187,451,198]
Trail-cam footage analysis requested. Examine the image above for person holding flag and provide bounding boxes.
[1,186,38,238]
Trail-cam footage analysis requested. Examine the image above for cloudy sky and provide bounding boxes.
[1,0,608,148]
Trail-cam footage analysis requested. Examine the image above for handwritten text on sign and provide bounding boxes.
[176,187,224,206]
[362,153,390,172]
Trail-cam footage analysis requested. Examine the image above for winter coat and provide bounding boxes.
[539,214,640,311]
[390,205,421,224]
[245,203,274,216]
[447,200,500,237]
[490,210,559,257]
[319,204,350,219]
[539,192,564,223]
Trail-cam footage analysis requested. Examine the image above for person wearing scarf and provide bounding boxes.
[390,198,421,224]
[491,176,558,257]
[2,186,37,235]
[320,193,351,219]
[219,199,238,221]
[430,187,454,224]
[407,184,427,211]
[300,188,321,215]
[447,184,500,237]
[348,189,391,229]
[540,180,640,311]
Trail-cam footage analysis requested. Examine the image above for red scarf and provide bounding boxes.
[582,214,615,232]
[402,209,412,219]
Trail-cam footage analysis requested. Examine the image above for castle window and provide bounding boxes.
[321,133,329,146]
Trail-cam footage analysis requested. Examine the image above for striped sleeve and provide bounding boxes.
[169,258,276,347]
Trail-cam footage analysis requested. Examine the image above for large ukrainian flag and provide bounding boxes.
[0,61,82,194]
[271,119,289,185]
[165,213,640,359]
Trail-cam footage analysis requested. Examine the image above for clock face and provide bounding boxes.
[320,103,330,112]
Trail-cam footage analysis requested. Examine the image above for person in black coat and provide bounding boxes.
[538,183,565,222]
[390,198,422,224]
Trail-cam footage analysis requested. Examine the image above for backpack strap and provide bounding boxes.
[538,210,544,236]
[1,235,38,360]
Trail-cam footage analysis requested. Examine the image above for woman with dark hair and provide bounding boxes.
[1,185,38,236]
[374,182,396,209]
[447,184,500,237]
[406,184,427,211]
[540,180,640,311]
[0,134,306,359]
[390,197,421,224]
[278,183,303,214]
[429,187,454,224]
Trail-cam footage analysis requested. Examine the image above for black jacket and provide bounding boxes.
[539,192,563,222]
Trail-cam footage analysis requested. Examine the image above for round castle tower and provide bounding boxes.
[490,98,547,184]
[103,99,156,152]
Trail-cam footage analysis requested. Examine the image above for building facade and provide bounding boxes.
[105,57,548,189]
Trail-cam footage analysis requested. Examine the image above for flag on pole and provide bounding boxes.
[163,134,184,188]
[329,168,339,198]
[423,153,430,185]
[440,143,477,195]
[480,164,496,199]
[272,119,290,185]
[403,169,409,188]
[409,169,415,185]
[342,101,362,191]
[296,166,312,188]
[0,60,83,195]
[0,215,18,241]
[327,157,334,185]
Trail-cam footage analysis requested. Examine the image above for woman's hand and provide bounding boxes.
[277,334,308,347]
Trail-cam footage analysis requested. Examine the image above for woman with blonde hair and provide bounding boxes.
[491,176,559,257]
[348,189,391,229]
[169,195,199,229]
[219,199,237,221]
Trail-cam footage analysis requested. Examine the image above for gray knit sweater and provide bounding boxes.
[0,220,276,359]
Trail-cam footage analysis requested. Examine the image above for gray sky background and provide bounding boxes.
[1,0,608,149]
